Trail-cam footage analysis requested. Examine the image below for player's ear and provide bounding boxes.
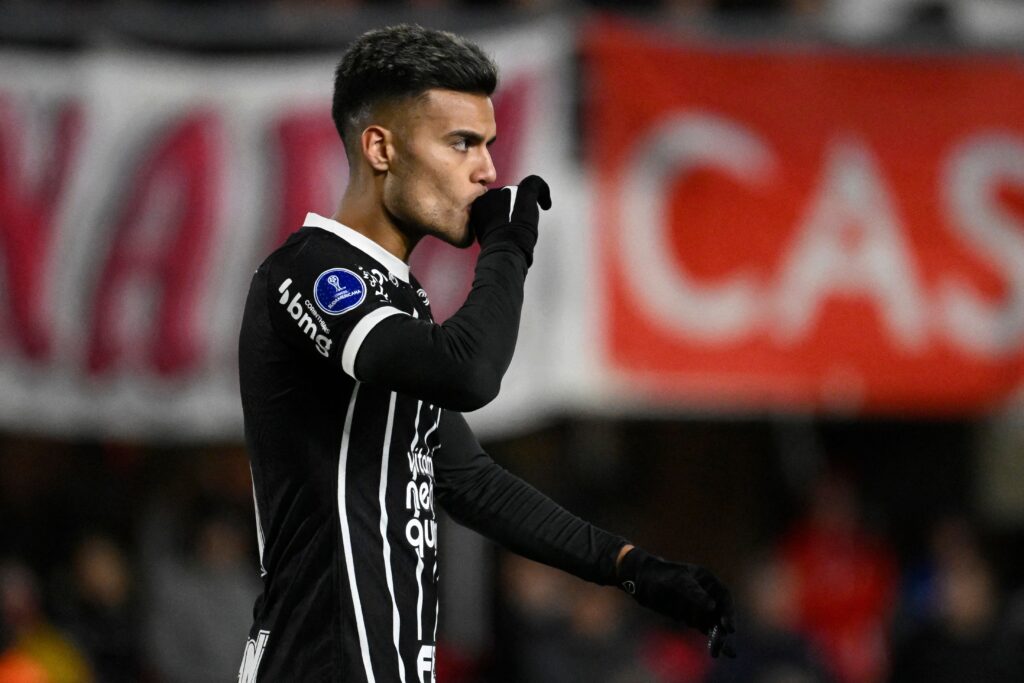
[360,124,393,172]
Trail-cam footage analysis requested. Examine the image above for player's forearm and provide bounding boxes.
[354,244,528,411]
[437,455,628,586]
[435,410,628,584]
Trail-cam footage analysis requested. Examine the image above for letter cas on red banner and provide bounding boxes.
[585,19,1024,414]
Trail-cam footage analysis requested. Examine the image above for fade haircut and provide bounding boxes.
[332,24,499,163]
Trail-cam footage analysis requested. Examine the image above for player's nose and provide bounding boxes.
[473,148,497,186]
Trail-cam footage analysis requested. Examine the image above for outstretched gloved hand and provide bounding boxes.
[617,546,736,659]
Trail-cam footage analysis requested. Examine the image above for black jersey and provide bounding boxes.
[238,213,627,683]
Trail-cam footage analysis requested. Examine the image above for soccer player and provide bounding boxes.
[237,24,735,683]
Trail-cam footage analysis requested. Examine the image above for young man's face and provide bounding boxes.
[383,89,498,248]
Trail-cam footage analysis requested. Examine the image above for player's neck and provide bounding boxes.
[334,186,418,264]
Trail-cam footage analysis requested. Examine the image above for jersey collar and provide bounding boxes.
[303,212,410,283]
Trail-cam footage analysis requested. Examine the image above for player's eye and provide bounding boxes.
[452,138,469,152]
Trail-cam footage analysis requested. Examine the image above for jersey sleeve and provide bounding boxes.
[433,410,629,586]
[352,241,532,411]
[262,236,406,374]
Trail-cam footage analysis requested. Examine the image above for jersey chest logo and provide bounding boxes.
[313,268,366,315]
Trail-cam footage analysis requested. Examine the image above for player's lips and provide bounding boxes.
[465,190,485,214]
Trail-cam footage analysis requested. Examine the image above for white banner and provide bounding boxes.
[0,19,582,440]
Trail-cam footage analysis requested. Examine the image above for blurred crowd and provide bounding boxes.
[2,433,1024,683]
[0,439,259,683]
[482,472,1024,683]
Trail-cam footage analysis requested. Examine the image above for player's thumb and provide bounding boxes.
[518,175,552,211]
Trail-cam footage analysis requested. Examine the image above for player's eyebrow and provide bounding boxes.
[449,130,497,147]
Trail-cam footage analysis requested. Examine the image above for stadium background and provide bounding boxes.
[2,0,1024,681]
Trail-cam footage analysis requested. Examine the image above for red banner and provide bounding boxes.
[586,19,1024,413]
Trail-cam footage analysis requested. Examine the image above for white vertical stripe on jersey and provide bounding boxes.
[410,401,425,641]
[337,384,377,683]
[427,406,441,650]
[423,408,440,444]
[410,400,423,453]
[432,564,440,674]
[249,465,267,578]
[378,392,407,683]
[415,549,425,641]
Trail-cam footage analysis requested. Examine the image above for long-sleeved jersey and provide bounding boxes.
[237,213,627,682]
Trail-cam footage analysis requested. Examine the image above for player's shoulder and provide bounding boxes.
[268,225,368,273]
[261,231,373,316]
[269,214,413,284]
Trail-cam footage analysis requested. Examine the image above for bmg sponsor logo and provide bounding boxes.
[278,278,333,357]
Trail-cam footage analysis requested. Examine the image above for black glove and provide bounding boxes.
[469,175,551,266]
[618,547,736,659]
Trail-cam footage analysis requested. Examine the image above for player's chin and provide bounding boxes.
[424,229,472,250]
[450,228,475,249]
[437,218,474,249]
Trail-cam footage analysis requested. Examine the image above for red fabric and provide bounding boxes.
[86,112,220,376]
[433,641,480,683]
[641,629,709,683]
[781,524,898,683]
[584,16,1024,413]
[0,98,82,361]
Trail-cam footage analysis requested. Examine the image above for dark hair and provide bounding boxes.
[332,24,498,160]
